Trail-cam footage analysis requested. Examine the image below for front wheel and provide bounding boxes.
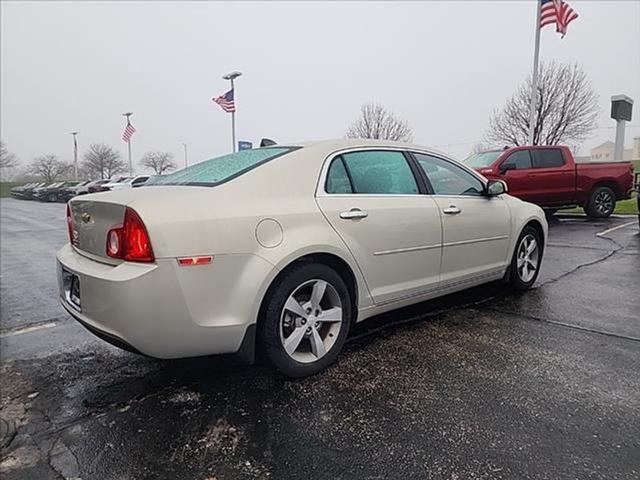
[259,263,352,378]
[507,226,543,290]
[585,186,616,218]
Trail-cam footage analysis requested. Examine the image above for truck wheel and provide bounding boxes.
[585,186,616,218]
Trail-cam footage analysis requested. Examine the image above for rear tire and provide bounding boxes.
[48,193,57,202]
[585,186,616,218]
[259,263,352,378]
[507,226,543,291]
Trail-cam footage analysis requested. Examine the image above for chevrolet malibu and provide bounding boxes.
[58,139,547,377]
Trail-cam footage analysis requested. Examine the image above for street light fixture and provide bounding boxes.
[222,71,242,152]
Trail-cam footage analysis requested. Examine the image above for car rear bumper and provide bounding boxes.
[56,243,276,359]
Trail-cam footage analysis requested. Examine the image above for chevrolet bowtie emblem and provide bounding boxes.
[81,212,92,223]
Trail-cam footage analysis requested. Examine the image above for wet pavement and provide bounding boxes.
[1,198,639,479]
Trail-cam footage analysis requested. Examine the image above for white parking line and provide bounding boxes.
[0,322,57,338]
[596,221,636,237]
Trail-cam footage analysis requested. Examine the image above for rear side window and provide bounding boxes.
[335,150,418,194]
[533,149,565,168]
[504,150,533,170]
[146,147,295,186]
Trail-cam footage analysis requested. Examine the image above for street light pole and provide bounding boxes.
[182,142,188,168]
[222,71,242,153]
[123,112,133,176]
[71,132,79,181]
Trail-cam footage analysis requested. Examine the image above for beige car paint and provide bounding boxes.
[58,139,547,359]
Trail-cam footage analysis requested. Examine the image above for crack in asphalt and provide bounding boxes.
[484,307,640,343]
[535,234,624,289]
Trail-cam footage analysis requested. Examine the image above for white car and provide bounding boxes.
[57,139,547,377]
[104,175,150,191]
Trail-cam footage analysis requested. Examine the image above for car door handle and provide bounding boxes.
[442,205,461,215]
[340,208,368,220]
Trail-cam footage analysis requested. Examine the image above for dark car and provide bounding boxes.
[34,182,64,201]
[38,181,81,202]
[10,183,38,199]
[58,180,91,202]
[23,183,50,200]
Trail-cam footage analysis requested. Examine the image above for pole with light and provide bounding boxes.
[222,71,242,153]
[182,142,188,168]
[70,132,79,181]
[123,112,134,176]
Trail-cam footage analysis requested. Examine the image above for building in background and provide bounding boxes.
[575,136,640,163]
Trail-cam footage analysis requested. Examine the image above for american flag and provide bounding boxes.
[540,0,579,37]
[213,89,236,113]
[122,121,136,143]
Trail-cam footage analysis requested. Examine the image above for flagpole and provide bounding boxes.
[528,0,542,145]
[123,112,133,176]
[71,132,79,181]
[231,77,236,153]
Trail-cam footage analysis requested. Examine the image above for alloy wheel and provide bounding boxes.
[516,234,539,283]
[594,191,614,216]
[279,279,343,364]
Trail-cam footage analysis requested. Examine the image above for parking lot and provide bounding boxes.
[1,197,639,479]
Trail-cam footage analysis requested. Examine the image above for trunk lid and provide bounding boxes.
[69,198,127,264]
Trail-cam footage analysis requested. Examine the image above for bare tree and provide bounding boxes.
[139,151,176,175]
[0,141,19,169]
[346,103,413,142]
[29,154,72,183]
[487,61,599,146]
[82,143,126,179]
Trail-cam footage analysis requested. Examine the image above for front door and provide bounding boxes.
[413,152,512,285]
[316,149,442,304]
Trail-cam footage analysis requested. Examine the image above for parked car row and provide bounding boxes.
[10,175,151,203]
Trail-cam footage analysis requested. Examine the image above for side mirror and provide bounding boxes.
[486,179,507,197]
[499,162,516,174]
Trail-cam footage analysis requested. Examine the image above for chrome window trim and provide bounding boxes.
[315,146,489,198]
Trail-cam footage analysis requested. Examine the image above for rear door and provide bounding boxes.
[412,152,511,285]
[316,149,442,304]
[528,148,574,204]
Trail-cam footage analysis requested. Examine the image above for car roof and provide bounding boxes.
[284,138,453,160]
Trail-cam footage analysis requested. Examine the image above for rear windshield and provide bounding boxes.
[463,151,502,168]
[146,147,296,186]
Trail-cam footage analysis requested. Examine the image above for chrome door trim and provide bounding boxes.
[373,243,441,256]
[442,235,509,248]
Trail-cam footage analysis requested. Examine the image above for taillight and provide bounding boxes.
[106,207,154,262]
[66,203,74,244]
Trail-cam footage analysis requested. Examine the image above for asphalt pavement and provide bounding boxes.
[1,198,639,479]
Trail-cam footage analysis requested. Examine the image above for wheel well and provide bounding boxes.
[257,253,359,327]
[590,181,621,201]
[524,219,545,250]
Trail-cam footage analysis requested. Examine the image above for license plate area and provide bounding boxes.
[62,269,81,311]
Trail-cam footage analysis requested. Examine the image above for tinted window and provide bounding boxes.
[132,177,149,185]
[533,149,564,168]
[504,150,532,170]
[414,153,484,196]
[326,157,353,194]
[146,147,295,186]
[340,150,418,194]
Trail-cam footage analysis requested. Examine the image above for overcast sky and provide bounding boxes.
[1,0,639,172]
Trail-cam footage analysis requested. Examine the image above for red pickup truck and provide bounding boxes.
[464,145,635,218]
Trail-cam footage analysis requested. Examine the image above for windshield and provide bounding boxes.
[463,151,502,168]
[146,147,295,186]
